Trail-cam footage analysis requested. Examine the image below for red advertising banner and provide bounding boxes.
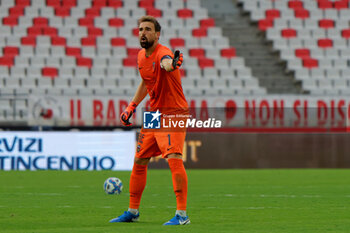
[28,95,350,132]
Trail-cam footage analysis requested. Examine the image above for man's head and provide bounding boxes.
[138,16,161,49]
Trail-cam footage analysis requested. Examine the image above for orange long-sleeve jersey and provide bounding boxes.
[137,43,188,114]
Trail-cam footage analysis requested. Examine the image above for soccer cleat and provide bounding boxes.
[163,214,190,225]
[109,211,139,223]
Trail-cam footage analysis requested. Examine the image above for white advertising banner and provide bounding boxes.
[28,95,350,130]
[0,131,135,171]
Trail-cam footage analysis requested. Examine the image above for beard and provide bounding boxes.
[140,37,154,49]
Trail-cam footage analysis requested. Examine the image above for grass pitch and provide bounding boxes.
[0,169,349,233]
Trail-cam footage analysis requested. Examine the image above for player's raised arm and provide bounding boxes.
[120,80,147,126]
[161,50,183,72]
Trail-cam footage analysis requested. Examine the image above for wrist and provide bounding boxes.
[128,101,138,111]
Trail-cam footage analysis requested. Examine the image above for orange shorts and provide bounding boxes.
[136,128,186,159]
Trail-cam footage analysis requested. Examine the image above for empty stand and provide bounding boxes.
[241,0,350,94]
[0,0,262,96]
[0,0,267,125]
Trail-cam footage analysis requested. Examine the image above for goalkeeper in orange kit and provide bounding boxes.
[109,16,190,225]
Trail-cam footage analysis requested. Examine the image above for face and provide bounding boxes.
[139,21,159,49]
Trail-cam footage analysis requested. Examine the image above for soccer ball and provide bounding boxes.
[104,177,123,195]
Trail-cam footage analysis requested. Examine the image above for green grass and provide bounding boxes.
[0,169,350,233]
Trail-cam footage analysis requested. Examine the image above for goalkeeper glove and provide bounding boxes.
[120,101,137,126]
[172,50,183,70]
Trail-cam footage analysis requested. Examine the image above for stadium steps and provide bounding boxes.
[200,0,303,94]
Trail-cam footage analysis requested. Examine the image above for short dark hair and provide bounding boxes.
[138,15,161,32]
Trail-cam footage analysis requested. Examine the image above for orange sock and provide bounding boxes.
[129,163,147,210]
[168,158,188,211]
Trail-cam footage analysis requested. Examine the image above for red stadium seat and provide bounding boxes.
[178,9,193,18]
[192,28,207,38]
[189,48,205,58]
[33,17,49,26]
[3,17,18,26]
[81,37,97,47]
[43,27,58,36]
[281,28,297,38]
[85,8,101,17]
[200,18,215,28]
[221,48,236,58]
[319,19,334,29]
[318,0,333,9]
[294,9,309,19]
[341,29,350,38]
[16,0,30,7]
[265,9,280,19]
[111,37,126,46]
[21,36,36,46]
[108,0,123,8]
[288,0,304,9]
[42,67,58,78]
[66,47,81,57]
[139,0,154,8]
[92,0,107,7]
[27,26,42,36]
[77,57,93,67]
[258,19,273,31]
[88,27,103,37]
[9,7,24,17]
[170,38,185,48]
[127,48,140,57]
[55,7,71,17]
[198,58,214,68]
[334,0,348,9]
[123,57,138,67]
[79,17,95,27]
[303,58,318,69]
[109,18,124,27]
[318,38,333,48]
[51,36,66,46]
[62,0,76,7]
[295,48,310,58]
[0,57,14,67]
[132,28,139,37]
[47,0,60,7]
[146,8,162,18]
[3,47,19,57]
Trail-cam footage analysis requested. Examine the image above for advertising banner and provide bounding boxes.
[28,95,350,131]
[1,131,349,170]
[0,131,135,171]
[148,133,350,169]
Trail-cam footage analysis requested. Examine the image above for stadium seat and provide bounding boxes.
[221,48,236,58]
[198,57,214,68]
[0,0,266,128]
[242,0,350,93]
[170,38,185,48]
[42,67,58,78]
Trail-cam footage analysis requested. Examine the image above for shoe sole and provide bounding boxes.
[109,216,139,223]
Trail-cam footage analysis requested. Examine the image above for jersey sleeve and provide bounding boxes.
[158,46,174,62]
